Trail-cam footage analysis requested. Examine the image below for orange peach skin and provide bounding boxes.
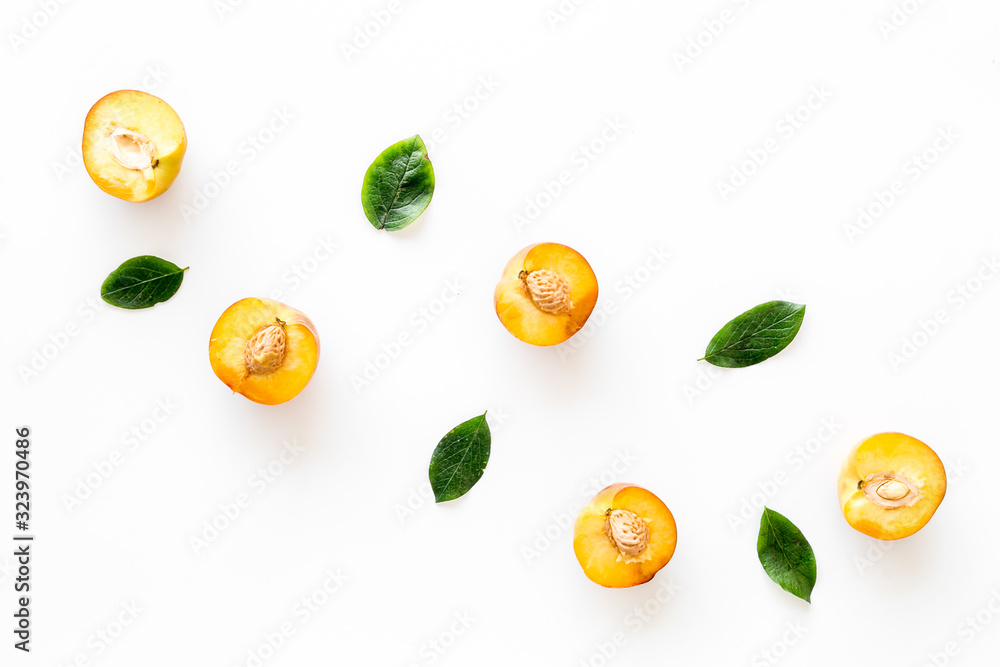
[838,432,946,540]
[209,298,320,405]
[494,243,598,346]
[573,483,677,588]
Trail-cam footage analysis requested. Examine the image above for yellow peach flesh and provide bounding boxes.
[573,483,677,588]
[83,90,186,202]
[494,243,598,346]
[209,298,319,405]
[838,432,946,540]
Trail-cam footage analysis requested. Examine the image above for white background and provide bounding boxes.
[3,0,1000,665]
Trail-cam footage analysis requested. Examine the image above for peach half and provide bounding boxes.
[209,298,320,405]
[83,90,186,202]
[838,432,947,540]
[494,243,598,346]
[573,484,677,588]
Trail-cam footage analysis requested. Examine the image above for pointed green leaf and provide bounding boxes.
[757,507,817,603]
[701,300,805,368]
[428,413,491,503]
[361,134,435,231]
[100,255,188,309]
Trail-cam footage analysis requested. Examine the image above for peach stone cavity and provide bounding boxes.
[605,508,650,563]
[861,471,920,509]
[243,318,288,375]
[520,269,572,315]
[109,127,157,175]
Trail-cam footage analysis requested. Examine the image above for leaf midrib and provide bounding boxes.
[377,140,421,230]
[712,306,801,357]
[103,266,187,297]
[438,428,482,497]
[762,509,810,596]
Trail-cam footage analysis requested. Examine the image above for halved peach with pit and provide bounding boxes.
[83,90,187,202]
[494,243,598,346]
[838,432,946,540]
[209,298,320,405]
[573,483,677,588]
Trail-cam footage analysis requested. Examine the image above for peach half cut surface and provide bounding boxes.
[83,90,186,202]
[493,243,598,346]
[573,484,677,588]
[209,298,320,405]
[838,432,947,540]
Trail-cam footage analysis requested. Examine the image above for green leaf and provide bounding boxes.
[701,300,805,368]
[757,507,816,603]
[361,134,435,231]
[428,412,491,503]
[100,255,188,309]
